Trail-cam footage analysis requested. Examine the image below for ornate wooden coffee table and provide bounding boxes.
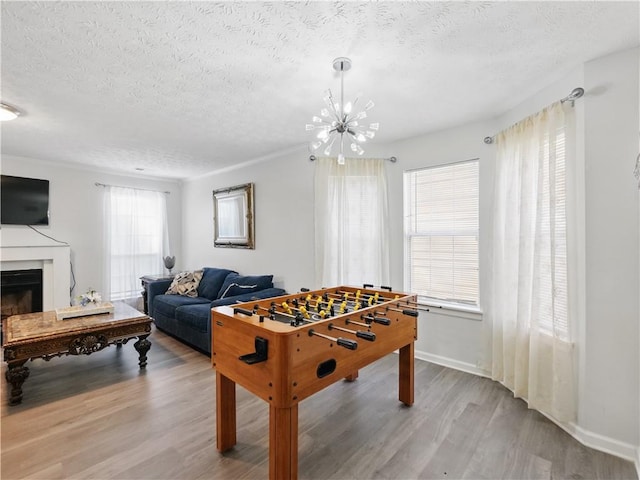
[2,302,151,405]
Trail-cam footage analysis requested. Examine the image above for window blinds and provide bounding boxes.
[404,160,479,305]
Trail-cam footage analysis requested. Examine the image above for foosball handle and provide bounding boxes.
[363,283,374,288]
[239,337,268,364]
[356,330,376,342]
[337,338,358,350]
[402,309,419,317]
[381,285,392,292]
[300,287,310,292]
[234,308,254,317]
[373,316,391,326]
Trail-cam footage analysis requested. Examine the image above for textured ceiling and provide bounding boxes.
[1,1,638,179]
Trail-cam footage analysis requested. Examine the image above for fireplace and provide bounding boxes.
[1,269,44,322]
[0,244,71,311]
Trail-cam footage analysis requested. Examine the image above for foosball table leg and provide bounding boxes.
[269,404,298,480]
[216,372,237,452]
[345,371,359,382]
[399,342,415,406]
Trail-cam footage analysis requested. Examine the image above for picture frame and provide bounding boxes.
[212,182,254,249]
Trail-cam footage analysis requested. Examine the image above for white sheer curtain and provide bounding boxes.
[103,186,170,301]
[315,157,390,287]
[490,101,576,423]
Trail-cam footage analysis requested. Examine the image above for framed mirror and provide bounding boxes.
[212,183,254,249]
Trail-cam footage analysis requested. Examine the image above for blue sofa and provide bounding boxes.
[147,267,285,354]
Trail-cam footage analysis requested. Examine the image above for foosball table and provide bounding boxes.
[211,285,419,480]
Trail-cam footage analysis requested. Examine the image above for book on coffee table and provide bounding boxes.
[55,302,115,320]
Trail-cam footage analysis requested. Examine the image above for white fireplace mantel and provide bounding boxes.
[0,245,71,310]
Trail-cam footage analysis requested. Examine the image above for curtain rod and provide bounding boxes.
[483,87,584,145]
[309,155,397,163]
[94,182,170,194]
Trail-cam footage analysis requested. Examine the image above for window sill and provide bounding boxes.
[417,297,483,321]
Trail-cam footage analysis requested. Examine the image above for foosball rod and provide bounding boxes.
[328,323,376,341]
[278,301,326,321]
[322,291,380,308]
[252,304,276,319]
[344,318,371,328]
[291,297,333,313]
[351,289,432,311]
[375,306,419,317]
[362,283,393,292]
[335,289,400,304]
[254,304,306,326]
[308,329,358,350]
[398,299,443,311]
[360,314,392,326]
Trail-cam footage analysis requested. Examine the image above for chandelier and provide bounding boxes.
[306,57,379,165]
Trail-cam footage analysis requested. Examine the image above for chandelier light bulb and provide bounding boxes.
[317,129,329,140]
[306,57,379,165]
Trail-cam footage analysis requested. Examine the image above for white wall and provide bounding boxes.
[385,121,496,374]
[181,148,315,292]
[0,155,182,304]
[581,47,640,452]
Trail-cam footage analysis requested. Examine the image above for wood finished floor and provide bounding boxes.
[1,325,636,480]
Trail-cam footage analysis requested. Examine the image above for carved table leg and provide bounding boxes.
[6,360,30,406]
[134,335,151,368]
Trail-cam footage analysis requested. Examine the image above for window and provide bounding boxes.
[404,159,479,308]
[104,187,169,301]
[315,158,389,287]
[535,128,568,338]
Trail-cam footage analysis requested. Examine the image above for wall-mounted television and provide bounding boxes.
[1,175,50,226]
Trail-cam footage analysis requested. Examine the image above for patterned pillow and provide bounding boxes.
[165,270,204,297]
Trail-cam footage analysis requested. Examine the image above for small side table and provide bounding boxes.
[140,274,174,314]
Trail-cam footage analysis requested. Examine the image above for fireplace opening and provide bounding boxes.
[1,269,44,324]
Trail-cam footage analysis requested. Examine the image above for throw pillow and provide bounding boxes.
[217,273,274,299]
[197,268,237,300]
[165,270,204,298]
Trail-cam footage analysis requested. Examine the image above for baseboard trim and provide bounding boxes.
[413,349,638,465]
[568,422,638,463]
[414,349,490,378]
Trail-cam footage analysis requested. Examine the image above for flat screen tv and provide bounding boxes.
[1,175,50,225]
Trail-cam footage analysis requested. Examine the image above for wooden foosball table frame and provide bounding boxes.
[212,285,418,480]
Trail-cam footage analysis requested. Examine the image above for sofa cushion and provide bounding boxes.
[197,268,237,300]
[210,287,287,307]
[175,303,212,333]
[217,273,274,299]
[166,270,204,297]
[153,294,210,319]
